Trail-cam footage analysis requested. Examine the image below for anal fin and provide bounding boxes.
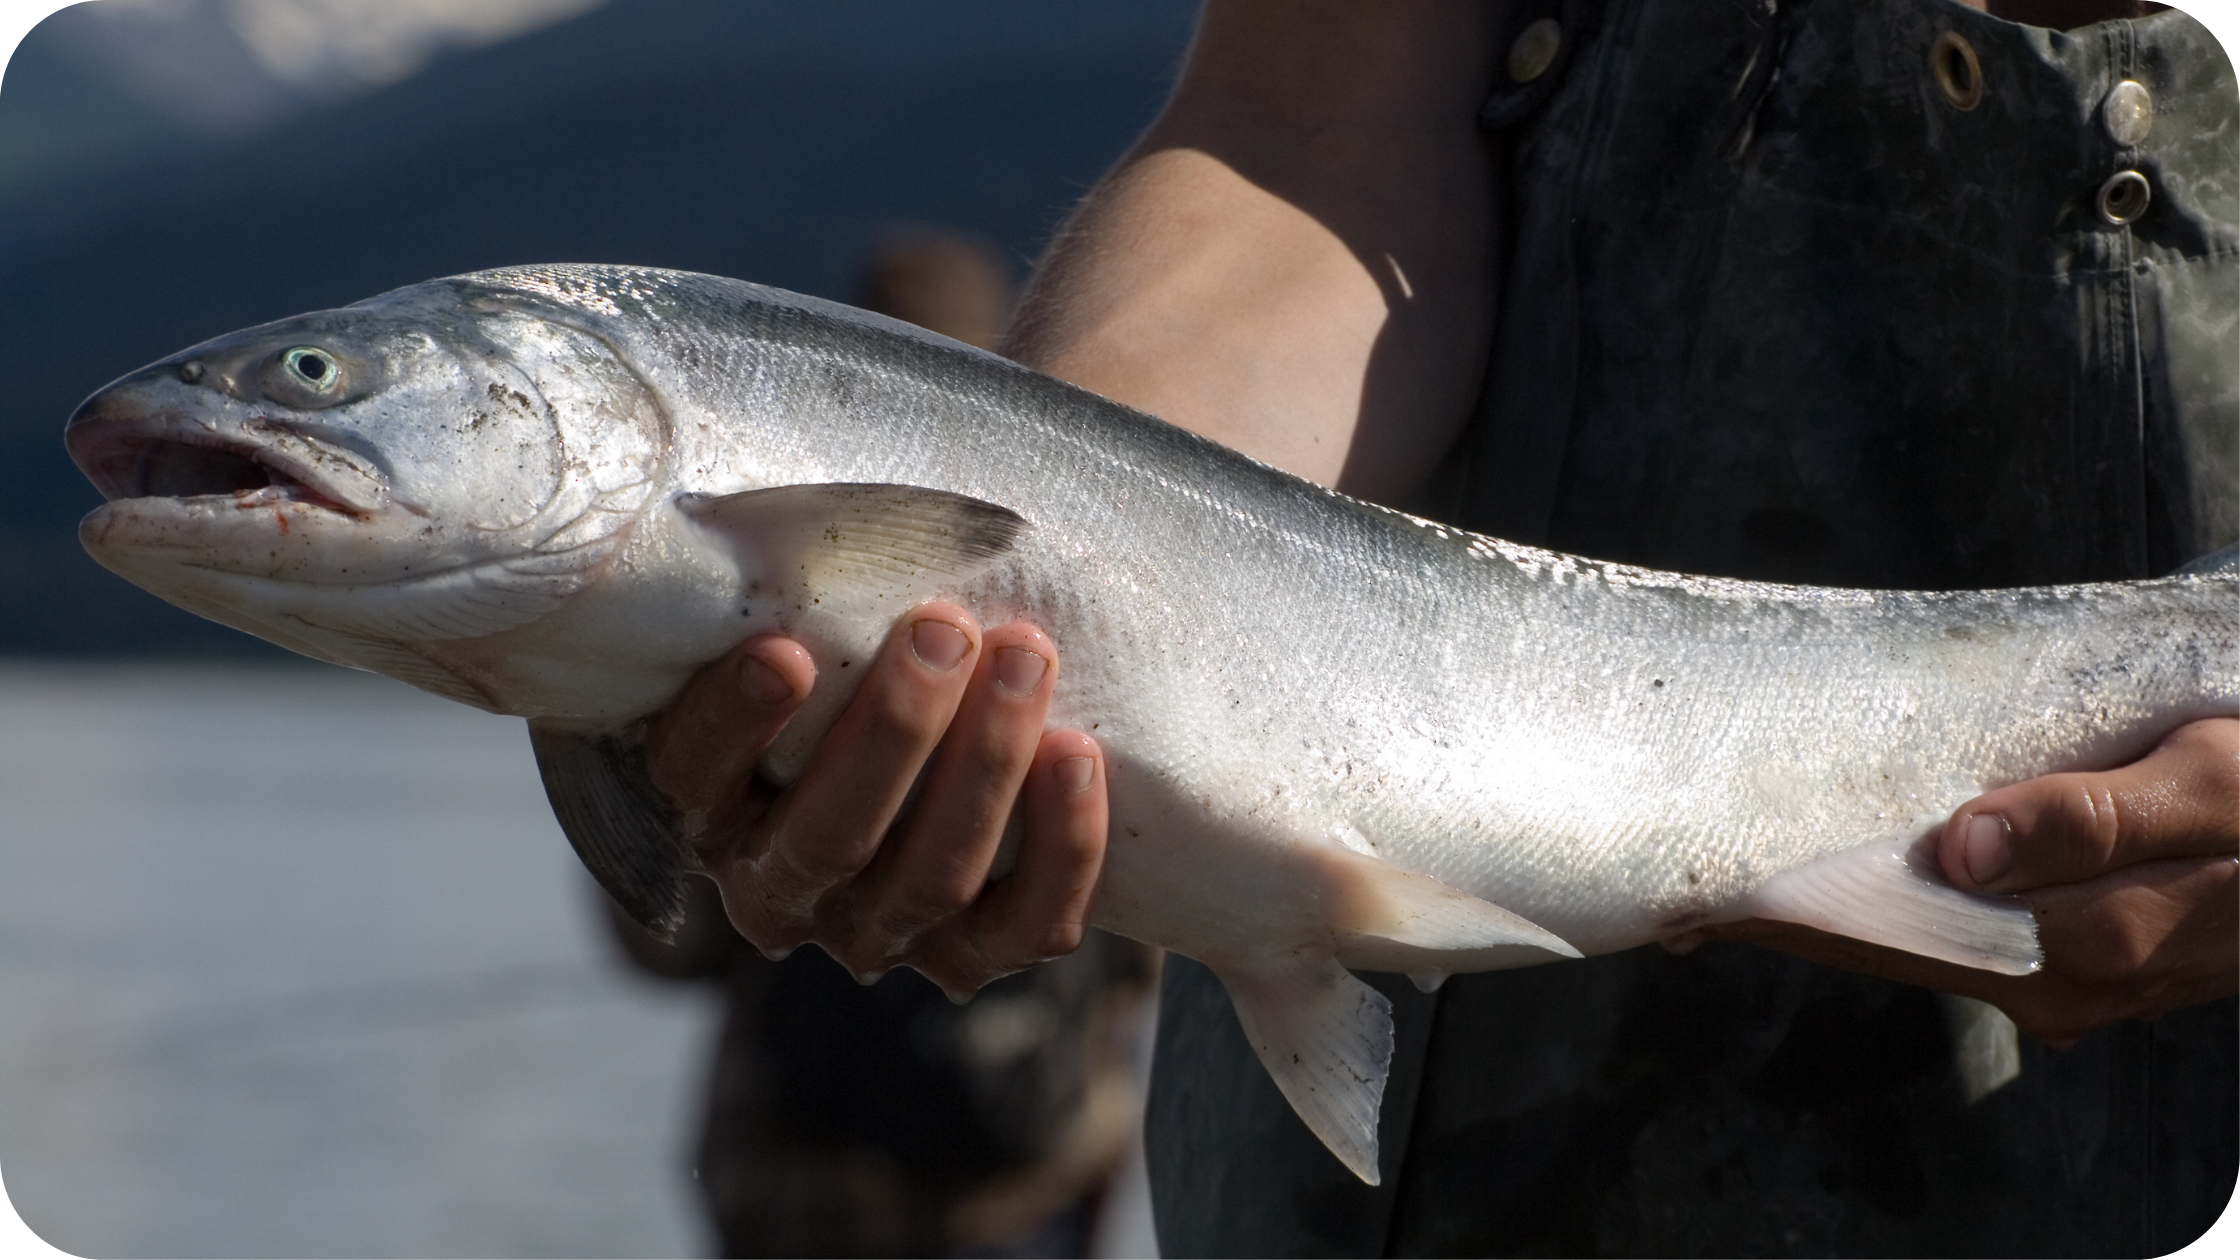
[1744,835,2042,975]
[528,722,694,937]
[1209,952,1393,1186]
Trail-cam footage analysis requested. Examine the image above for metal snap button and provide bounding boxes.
[2103,80,2152,147]
[2097,170,2152,224]
[1509,18,1563,84]
[1931,31,1983,110]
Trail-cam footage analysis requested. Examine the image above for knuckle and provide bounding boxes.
[2056,919,2156,989]
[876,884,975,940]
[717,899,798,956]
[967,728,1039,778]
[2049,781,2124,866]
[985,912,1085,967]
[909,943,990,998]
[1025,918,1087,961]
[831,939,890,978]
[765,824,875,892]
[2183,731,2240,810]
[876,695,948,745]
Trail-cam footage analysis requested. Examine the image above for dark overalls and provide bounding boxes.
[1148,1,2238,1253]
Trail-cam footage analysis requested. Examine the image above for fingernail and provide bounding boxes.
[740,654,796,705]
[1054,755,1094,793]
[944,985,976,1006]
[855,968,887,986]
[994,646,1048,696]
[757,944,793,962]
[1964,813,2013,886]
[911,620,969,671]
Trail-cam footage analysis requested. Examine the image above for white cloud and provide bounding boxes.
[219,0,609,90]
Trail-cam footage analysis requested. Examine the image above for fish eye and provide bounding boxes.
[281,346,341,393]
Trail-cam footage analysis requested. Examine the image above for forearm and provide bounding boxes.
[1001,0,1510,505]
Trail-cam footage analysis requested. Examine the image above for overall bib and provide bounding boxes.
[1147,1,2238,1253]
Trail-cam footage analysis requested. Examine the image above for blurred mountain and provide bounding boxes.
[0,0,1194,655]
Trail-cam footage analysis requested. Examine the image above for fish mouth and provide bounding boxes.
[70,413,388,517]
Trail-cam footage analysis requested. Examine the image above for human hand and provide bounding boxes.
[1693,717,2238,1044]
[644,602,1109,999]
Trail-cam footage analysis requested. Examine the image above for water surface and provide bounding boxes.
[0,661,719,1257]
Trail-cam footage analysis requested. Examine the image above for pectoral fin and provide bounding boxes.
[679,482,1028,613]
[528,722,693,937]
[1744,834,2042,975]
[1209,952,1394,1186]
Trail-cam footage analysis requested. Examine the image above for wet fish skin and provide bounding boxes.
[65,265,2240,1183]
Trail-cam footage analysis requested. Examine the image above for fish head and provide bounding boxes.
[66,280,668,682]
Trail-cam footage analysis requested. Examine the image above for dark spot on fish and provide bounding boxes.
[1653,679,1664,688]
[1687,871,1699,884]
[1292,1054,1300,1064]
[1125,827,1139,838]
[839,661,850,669]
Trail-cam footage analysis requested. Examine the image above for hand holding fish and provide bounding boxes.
[645,604,1108,999]
[1696,715,2238,1043]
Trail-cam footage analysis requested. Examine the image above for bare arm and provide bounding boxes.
[648,2,1511,991]
[1004,0,1510,503]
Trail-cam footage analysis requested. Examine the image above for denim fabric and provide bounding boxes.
[1148,2,2237,1254]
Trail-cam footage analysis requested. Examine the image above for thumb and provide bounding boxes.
[1940,717,2238,895]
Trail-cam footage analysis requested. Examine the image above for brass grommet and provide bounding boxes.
[2096,170,2152,224]
[1931,31,1983,111]
[1508,18,1563,84]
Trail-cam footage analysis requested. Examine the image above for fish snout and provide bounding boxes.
[67,372,389,517]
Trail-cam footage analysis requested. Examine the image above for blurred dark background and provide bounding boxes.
[0,0,1197,656]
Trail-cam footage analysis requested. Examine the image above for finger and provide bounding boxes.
[1939,717,2238,895]
[745,604,981,920]
[2024,854,2238,1004]
[841,623,1059,966]
[645,635,815,813]
[915,730,1109,998]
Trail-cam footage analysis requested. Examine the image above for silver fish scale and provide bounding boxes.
[68,262,2238,1184]
[450,266,2238,958]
